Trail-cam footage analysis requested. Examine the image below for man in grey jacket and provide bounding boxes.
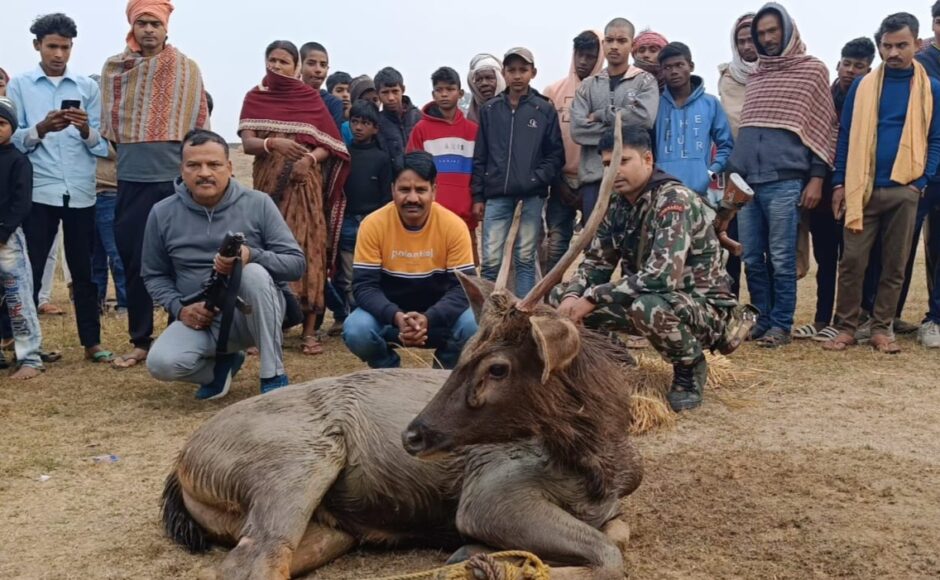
[143,130,305,399]
[571,17,659,223]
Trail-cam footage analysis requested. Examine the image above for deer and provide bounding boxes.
[161,115,641,579]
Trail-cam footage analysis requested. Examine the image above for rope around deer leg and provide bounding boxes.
[369,550,551,580]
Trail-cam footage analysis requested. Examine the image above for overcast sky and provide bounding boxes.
[2,0,934,140]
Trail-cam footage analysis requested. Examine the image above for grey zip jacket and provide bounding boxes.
[142,177,305,318]
[570,67,659,185]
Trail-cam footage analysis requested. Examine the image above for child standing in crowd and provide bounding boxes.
[331,100,393,333]
[0,97,43,379]
[654,42,734,203]
[300,42,345,130]
[327,71,353,119]
[374,67,422,170]
[407,67,479,245]
[472,47,565,296]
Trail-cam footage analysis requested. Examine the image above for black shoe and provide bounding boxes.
[668,356,707,412]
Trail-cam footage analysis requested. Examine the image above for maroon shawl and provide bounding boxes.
[239,70,349,268]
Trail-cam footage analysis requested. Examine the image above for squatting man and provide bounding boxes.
[552,124,752,412]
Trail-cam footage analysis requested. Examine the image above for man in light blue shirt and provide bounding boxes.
[8,13,114,363]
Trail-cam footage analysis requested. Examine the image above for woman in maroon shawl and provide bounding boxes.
[239,41,349,355]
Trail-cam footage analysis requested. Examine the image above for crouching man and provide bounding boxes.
[551,125,750,412]
[143,130,305,399]
[343,151,478,369]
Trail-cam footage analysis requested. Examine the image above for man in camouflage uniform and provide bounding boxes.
[552,124,751,411]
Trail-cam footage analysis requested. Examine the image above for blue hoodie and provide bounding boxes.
[654,76,734,199]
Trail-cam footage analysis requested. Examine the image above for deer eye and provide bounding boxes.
[488,363,509,380]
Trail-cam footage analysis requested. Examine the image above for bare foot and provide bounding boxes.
[85,345,115,364]
[113,347,148,368]
[11,366,43,380]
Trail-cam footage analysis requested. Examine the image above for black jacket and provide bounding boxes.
[471,88,565,202]
[346,140,393,216]
[0,143,33,243]
[376,96,422,171]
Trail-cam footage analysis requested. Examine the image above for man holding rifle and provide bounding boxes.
[143,130,305,399]
[551,124,752,412]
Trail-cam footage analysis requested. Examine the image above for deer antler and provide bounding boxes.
[516,111,624,312]
[493,199,523,292]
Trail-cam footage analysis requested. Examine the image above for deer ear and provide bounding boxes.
[458,272,493,321]
[529,316,581,384]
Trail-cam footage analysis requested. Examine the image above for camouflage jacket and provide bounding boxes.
[561,172,736,307]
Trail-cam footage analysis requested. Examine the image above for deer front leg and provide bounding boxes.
[456,488,624,580]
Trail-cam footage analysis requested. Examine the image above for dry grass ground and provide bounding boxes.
[2,149,940,579]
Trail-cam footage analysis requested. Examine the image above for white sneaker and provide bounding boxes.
[918,321,940,348]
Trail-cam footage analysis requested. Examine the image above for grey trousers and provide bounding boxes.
[147,263,286,384]
[834,185,919,335]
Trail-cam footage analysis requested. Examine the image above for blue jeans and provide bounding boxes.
[92,194,127,309]
[481,196,545,297]
[738,179,802,332]
[580,181,602,225]
[343,307,478,369]
[544,190,577,272]
[0,228,43,368]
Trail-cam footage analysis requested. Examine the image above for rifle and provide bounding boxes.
[713,173,754,257]
[180,231,252,353]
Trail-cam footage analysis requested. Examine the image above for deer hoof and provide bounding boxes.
[602,518,631,552]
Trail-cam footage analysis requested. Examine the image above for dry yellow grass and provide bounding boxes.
[2,149,940,579]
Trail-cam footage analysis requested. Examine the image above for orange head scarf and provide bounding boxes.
[125,0,174,52]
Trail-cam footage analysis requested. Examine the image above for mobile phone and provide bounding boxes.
[61,99,81,110]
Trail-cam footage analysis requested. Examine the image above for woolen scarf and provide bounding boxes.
[739,3,838,166]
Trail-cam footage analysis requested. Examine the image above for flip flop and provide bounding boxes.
[38,303,65,316]
[86,350,116,364]
[822,332,856,351]
[300,335,324,356]
[112,351,147,369]
[870,334,901,354]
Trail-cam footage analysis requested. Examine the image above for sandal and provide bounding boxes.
[38,303,65,316]
[822,332,856,351]
[757,328,792,348]
[811,326,839,342]
[792,323,820,339]
[85,349,116,364]
[870,334,902,354]
[112,349,148,369]
[300,335,324,356]
[40,350,63,363]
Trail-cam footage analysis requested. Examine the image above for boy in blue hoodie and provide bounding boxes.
[654,42,734,204]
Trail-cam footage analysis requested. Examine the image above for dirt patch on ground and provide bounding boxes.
[2,149,939,579]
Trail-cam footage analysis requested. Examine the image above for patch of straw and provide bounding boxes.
[625,352,758,435]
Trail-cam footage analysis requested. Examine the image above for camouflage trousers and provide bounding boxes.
[549,286,729,366]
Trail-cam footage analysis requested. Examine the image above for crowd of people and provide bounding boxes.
[2,0,939,412]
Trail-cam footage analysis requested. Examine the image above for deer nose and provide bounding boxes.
[402,424,427,456]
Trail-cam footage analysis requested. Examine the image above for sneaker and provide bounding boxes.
[893,318,920,335]
[918,320,940,348]
[195,351,245,401]
[668,356,707,412]
[260,374,290,394]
